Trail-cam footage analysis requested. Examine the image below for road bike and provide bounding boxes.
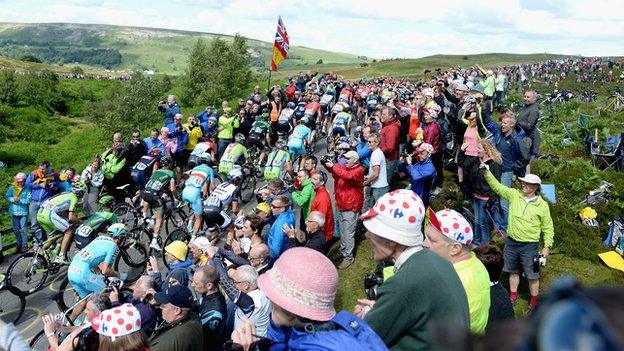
[0,273,25,325]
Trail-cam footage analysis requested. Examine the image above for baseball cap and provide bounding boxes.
[518,174,542,185]
[360,189,426,246]
[255,202,271,214]
[154,285,194,309]
[428,208,473,246]
[345,151,359,161]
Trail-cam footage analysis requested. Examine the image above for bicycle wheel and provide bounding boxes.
[164,209,187,236]
[114,202,139,229]
[0,285,25,324]
[115,241,148,284]
[240,174,257,204]
[7,252,49,295]
[30,330,49,351]
[162,228,191,269]
[57,277,80,312]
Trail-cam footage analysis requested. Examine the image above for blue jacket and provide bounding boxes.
[267,209,295,262]
[167,122,190,153]
[163,103,181,126]
[153,259,192,292]
[25,171,58,202]
[144,137,165,155]
[5,186,30,217]
[403,159,436,203]
[268,311,388,351]
[492,125,529,177]
[356,141,372,170]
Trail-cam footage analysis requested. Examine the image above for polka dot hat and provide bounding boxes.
[429,208,473,245]
[360,189,426,246]
[92,303,142,341]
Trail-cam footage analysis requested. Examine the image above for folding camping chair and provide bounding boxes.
[590,132,624,171]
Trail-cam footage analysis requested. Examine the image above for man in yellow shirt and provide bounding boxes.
[217,111,240,159]
[184,114,203,167]
[423,208,491,334]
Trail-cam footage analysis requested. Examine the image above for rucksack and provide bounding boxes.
[603,215,624,256]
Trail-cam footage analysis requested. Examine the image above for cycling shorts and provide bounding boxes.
[331,126,346,137]
[37,207,70,235]
[130,170,148,191]
[141,191,164,214]
[67,263,106,298]
[288,145,305,160]
[202,207,232,231]
[182,186,203,216]
[248,133,266,150]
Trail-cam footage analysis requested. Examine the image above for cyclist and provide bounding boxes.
[366,87,382,117]
[130,147,161,191]
[276,102,295,137]
[293,100,307,122]
[182,153,215,237]
[141,155,177,251]
[218,133,248,180]
[74,195,118,250]
[287,117,313,162]
[38,181,87,264]
[188,134,216,169]
[264,139,293,182]
[211,168,244,216]
[304,94,322,141]
[331,110,353,139]
[248,112,271,166]
[201,195,233,245]
[67,223,127,318]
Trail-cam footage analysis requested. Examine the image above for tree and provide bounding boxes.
[184,34,253,106]
[0,70,19,107]
[70,66,85,75]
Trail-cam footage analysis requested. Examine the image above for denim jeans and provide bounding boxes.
[29,201,45,243]
[473,198,490,245]
[499,171,513,231]
[11,216,28,250]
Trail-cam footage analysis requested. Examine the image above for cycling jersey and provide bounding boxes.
[131,155,159,190]
[145,169,175,194]
[293,102,307,121]
[278,108,295,123]
[288,125,311,158]
[333,112,352,129]
[264,149,291,181]
[320,93,334,107]
[218,143,248,175]
[37,192,79,235]
[75,211,117,250]
[182,164,214,215]
[304,102,320,120]
[250,120,270,136]
[188,142,213,168]
[209,182,240,208]
[68,236,119,298]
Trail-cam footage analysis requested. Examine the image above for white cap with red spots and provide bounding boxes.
[429,208,473,246]
[360,189,426,246]
[91,303,142,341]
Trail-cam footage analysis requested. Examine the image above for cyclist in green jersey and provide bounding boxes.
[74,195,118,250]
[39,181,86,264]
[248,113,271,166]
[218,133,248,179]
[141,156,177,251]
[264,139,293,182]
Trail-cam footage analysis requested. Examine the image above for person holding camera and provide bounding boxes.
[481,164,554,314]
[325,151,364,269]
[217,110,240,159]
[167,114,190,177]
[400,143,436,208]
[158,95,181,126]
[183,114,203,166]
[109,275,158,335]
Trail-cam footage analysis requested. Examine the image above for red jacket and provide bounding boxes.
[329,164,365,213]
[423,121,441,154]
[380,118,401,161]
[310,187,335,240]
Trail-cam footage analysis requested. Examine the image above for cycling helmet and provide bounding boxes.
[234,133,245,143]
[337,142,351,150]
[299,116,310,125]
[98,195,115,208]
[287,101,296,109]
[582,218,599,227]
[72,181,88,195]
[227,168,243,183]
[198,153,212,165]
[107,223,127,238]
[275,139,287,149]
[160,155,173,168]
[204,195,223,209]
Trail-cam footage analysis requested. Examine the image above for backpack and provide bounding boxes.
[603,215,624,256]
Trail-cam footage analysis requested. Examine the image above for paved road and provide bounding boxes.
[2,137,335,345]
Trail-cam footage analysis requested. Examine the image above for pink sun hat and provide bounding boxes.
[257,247,338,322]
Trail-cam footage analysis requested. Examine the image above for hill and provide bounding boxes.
[0,22,367,74]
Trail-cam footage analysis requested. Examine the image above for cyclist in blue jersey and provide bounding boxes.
[67,223,127,318]
[287,117,313,161]
[182,153,215,237]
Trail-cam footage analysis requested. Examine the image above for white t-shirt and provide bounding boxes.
[369,148,388,188]
[234,289,272,337]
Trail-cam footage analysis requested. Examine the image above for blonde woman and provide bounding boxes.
[472,140,502,245]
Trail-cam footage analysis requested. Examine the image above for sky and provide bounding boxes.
[0,0,622,58]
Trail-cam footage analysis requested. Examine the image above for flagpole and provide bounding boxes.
[267,68,272,91]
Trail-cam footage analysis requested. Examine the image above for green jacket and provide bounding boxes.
[149,312,204,351]
[291,178,315,219]
[218,114,240,140]
[101,150,126,180]
[365,249,470,350]
[485,171,554,247]
[482,76,495,97]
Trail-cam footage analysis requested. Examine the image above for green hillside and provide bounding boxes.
[0,22,367,74]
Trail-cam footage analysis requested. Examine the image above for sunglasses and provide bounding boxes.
[270,204,285,208]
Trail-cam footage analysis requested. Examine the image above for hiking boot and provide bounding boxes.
[150,240,162,252]
[338,258,354,269]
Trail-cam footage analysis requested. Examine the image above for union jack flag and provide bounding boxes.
[271,16,290,71]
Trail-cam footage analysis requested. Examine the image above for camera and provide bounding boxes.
[321,153,337,165]
[364,273,384,300]
[532,253,546,273]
